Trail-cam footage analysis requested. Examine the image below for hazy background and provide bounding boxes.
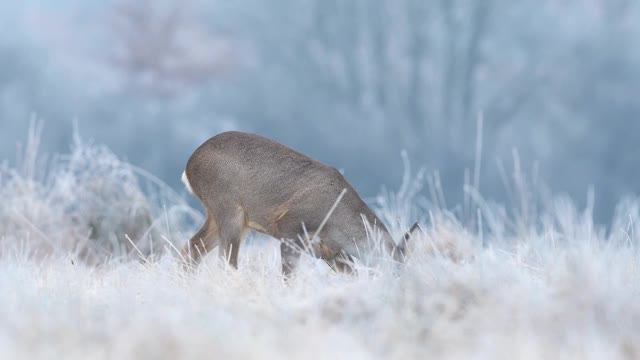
[1,0,638,222]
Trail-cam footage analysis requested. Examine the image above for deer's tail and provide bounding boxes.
[182,170,194,195]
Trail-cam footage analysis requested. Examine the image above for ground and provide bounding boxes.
[1,225,638,359]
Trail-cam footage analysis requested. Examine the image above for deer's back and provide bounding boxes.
[185,132,385,238]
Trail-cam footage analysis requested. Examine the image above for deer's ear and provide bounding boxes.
[399,222,420,245]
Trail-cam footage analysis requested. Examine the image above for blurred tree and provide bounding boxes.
[108,0,231,98]
[2,0,640,222]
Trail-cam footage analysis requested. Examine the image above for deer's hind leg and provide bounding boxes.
[181,214,220,267]
[215,206,247,269]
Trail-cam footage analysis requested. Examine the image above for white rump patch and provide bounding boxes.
[182,170,194,195]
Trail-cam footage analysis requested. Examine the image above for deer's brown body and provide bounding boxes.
[181,131,411,275]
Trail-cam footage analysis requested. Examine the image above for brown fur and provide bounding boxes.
[180,131,413,276]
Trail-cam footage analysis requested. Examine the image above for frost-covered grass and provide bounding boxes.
[1,128,640,359]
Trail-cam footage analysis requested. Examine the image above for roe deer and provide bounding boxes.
[180,131,419,276]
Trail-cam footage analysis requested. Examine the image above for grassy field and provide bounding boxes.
[1,129,638,359]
